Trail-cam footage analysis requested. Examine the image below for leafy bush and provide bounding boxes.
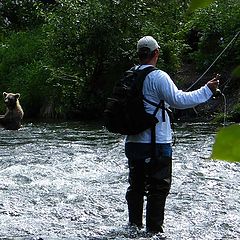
[1,0,239,119]
[0,0,44,32]
[37,0,189,116]
[0,29,46,115]
[183,0,240,72]
[229,103,240,122]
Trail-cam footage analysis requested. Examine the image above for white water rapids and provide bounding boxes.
[0,122,239,239]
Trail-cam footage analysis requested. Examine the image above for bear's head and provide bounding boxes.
[3,92,21,109]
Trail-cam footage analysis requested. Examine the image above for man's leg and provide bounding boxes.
[146,149,172,233]
[126,157,145,228]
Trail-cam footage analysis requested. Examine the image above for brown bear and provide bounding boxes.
[0,92,24,130]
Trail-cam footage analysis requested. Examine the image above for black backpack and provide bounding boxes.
[104,66,163,135]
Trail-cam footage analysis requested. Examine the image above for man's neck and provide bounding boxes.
[140,58,157,66]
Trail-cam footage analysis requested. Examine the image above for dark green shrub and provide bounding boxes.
[1,0,238,120]
[183,0,240,72]
[0,29,46,115]
[0,0,44,32]
[230,103,240,122]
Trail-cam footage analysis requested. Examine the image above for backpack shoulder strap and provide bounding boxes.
[139,67,165,121]
[133,66,158,91]
[136,66,158,79]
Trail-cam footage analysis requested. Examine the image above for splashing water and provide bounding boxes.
[0,122,239,239]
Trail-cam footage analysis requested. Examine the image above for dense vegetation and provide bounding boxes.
[0,0,239,120]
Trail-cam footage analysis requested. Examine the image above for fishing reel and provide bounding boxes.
[212,75,223,98]
[214,88,223,97]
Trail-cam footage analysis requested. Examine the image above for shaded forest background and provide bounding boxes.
[0,0,240,121]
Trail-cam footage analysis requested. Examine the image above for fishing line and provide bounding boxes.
[184,30,240,126]
[222,93,227,126]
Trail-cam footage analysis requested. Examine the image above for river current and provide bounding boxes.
[0,122,239,240]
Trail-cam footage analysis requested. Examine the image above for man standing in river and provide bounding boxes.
[125,36,219,236]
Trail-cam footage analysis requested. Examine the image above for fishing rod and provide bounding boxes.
[186,30,240,92]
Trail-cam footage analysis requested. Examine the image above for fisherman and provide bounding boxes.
[125,36,219,235]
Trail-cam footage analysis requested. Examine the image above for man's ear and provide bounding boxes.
[154,49,159,55]
[3,92,7,98]
[15,93,20,99]
[150,49,158,58]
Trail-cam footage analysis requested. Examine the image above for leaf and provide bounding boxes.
[212,124,240,162]
[188,0,215,12]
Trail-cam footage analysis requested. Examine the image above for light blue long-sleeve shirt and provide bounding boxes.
[126,65,213,143]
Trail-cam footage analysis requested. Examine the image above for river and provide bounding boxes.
[0,121,239,240]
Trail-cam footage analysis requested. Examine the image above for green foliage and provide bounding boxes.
[0,30,43,76]
[0,0,44,33]
[0,29,49,116]
[229,103,240,122]
[160,40,189,72]
[35,0,189,117]
[183,0,240,71]
[212,101,240,124]
[212,124,240,162]
[188,0,215,12]
[0,0,239,119]
[212,113,227,124]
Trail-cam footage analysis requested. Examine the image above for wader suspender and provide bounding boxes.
[139,66,166,157]
[143,98,165,158]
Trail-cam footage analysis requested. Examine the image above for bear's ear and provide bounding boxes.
[3,92,7,98]
[15,93,20,99]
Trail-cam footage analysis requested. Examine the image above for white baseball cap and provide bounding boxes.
[137,36,160,52]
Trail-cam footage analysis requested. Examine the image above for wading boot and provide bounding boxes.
[146,193,167,233]
[126,191,144,229]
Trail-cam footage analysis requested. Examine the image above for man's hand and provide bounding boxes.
[207,74,220,94]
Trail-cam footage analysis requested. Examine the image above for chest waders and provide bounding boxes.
[126,100,172,233]
[143,100,172,233]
